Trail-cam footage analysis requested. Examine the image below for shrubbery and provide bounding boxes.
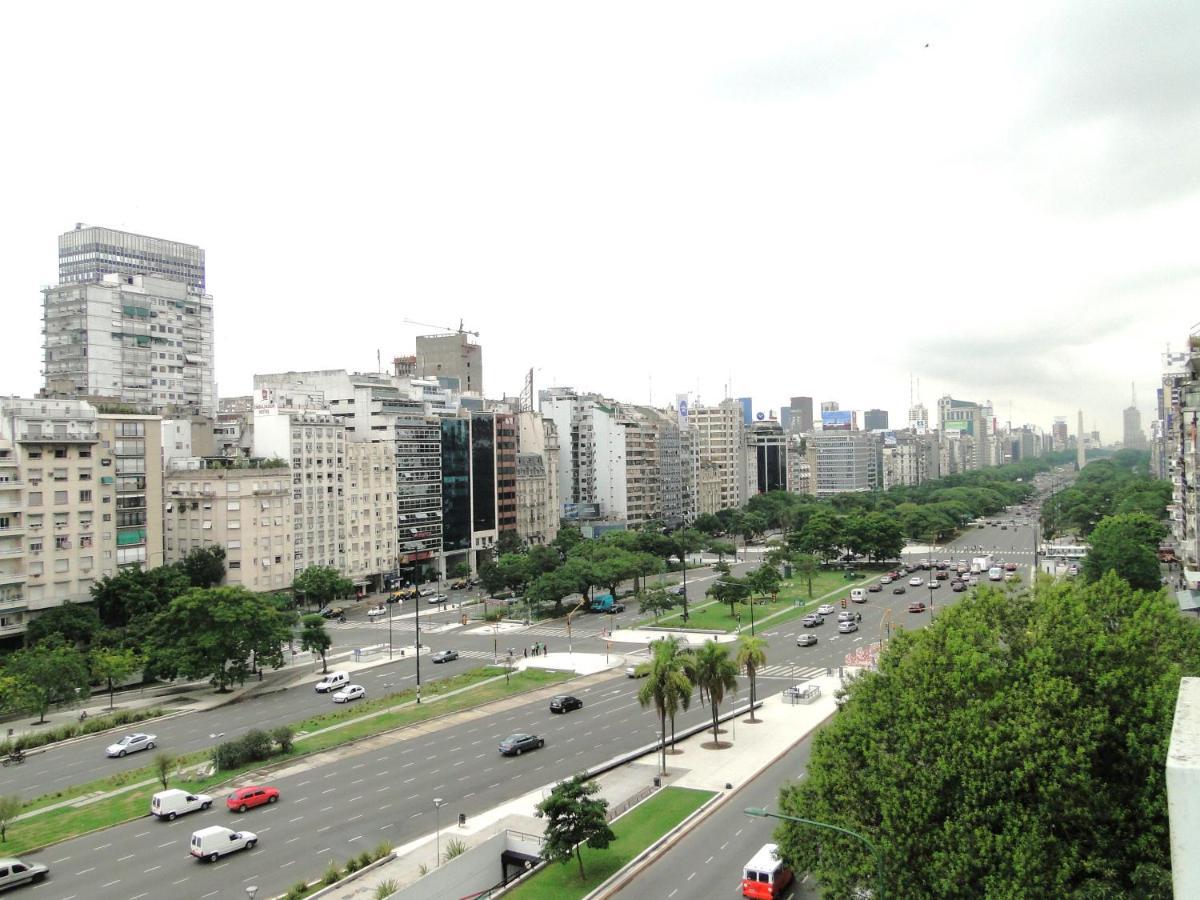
[212,726,293,771]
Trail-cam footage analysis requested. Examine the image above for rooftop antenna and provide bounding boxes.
[1131,381,1136,407]
[376,349,381,374]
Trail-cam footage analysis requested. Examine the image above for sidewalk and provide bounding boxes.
[323,671,843,900]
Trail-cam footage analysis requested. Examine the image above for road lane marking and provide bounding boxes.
[102,880,121,888]
[75,868,95,876]
[348,834,363,842]
[280,860,295,868]
[92,843,111,851]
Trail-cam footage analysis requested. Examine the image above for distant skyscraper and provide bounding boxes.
[1123,384,1147,450]
[1077,410,1086,470]
[863,409,889,431]
[58,223,206,294]
[737,397,753,425]
[415,332,484,394]
[790,397,814,433]
[44,225,215,416]
[908,403,929,433]
[821,401,839,413]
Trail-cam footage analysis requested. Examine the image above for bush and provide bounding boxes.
[322,860,342,885]
[356,849,373,869]
[373,841,393,861]
[344,855,362,874]
[444,837,468,861]
[483,608,505,622]
[0,707,165,755]
[271,725,295,753]
[212,727,278,771]
[375,880,399,899]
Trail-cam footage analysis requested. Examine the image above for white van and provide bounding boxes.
[190,825,257,862]
[850,588,866,604]
[314,671,349,693]
[151,789,213,820]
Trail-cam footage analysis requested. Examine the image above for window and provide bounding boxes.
[79,490,92,503]
[227,540,241,549]
[28,492,42,506]
[229,561,240,569]
[228,520,241,530]
[227,501,240,511]
[54,491,68,505]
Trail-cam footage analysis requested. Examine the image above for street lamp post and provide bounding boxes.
[744,807,885,900]
[433,797,447,866]
[415,586,422,704]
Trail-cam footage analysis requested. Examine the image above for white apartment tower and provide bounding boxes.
[689,399,745,511]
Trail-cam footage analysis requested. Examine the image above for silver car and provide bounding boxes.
[837,621,859,634]
[106,733,157,758]
[0,858,48,889]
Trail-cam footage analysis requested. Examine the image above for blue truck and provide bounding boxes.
[589,593,625,614]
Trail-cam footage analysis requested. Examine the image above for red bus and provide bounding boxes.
[742,843,794,899]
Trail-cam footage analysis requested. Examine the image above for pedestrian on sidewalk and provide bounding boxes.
[523,647,528,659]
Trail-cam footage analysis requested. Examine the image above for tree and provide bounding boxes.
[638,638,694,773]
[735,635,768,723]
[792,553,821,599]
[291,565,353,610]
[773,576,1197,898]
[181,545,227,588]
[149,587,295,691]
[708,576,750,618]
[527,569,579,616]
[154,752,175,791]
[707,539,737,564]
[24,602,101,649]
[693,513,723,536]
[91,564,190,634]
[90,647,142,710]
[552,525,584,557]
[637,588,676,623]
[1083,513,1166,590]
[477,560,509,598]
[795,511,842,561]
[496,529,523,556]
[300,615,333,673]
[747,565,782,600]
[691,640,739,747]
[5,643,92,723]
[534,774,616,881]
[0,796,19,843]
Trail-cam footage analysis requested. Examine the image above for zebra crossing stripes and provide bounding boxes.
[754,665,827,681]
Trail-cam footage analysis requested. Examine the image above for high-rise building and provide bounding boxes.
[806,430,878,496]
[744,420,788,496]
[1124,384,1147,450]
[690,399,746,512]
[415,332,483,395]
[863,409,889,431]
[737,397,753,426]
[1051,418,1069,451]
[789,397,814,434]
[515,412,560,546]
[44,273,216,417]
[938,396,990,469]
[58,224,206,294]
[908,403,929,434]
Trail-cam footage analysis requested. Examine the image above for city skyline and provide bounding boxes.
[4,2,1196,439]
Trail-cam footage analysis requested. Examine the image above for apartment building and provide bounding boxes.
[164,458,293,593]
[540,389,629,521]
[516,411,560,546]
[43,273,216,417]
[880,431,940,489]
[937,396,991,470]
[689,399,745,511]
[744,420,788,497]
[414,332,483,395]
[344,440,398,591]
[785,435,812,495]
[806,430,879,497]
[0,399,163,637]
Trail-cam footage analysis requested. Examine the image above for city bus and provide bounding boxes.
[742,843,793,899]
[1044,544,1088,560]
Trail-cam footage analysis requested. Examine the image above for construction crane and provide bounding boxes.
[402,318,479,338]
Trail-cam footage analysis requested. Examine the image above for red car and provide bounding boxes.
[226,785,280,812]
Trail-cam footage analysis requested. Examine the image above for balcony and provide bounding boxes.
[0,480,21,490]
[0,573,26,587]
[18,431,99,443]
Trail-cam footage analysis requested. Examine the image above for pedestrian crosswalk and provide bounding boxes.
[754,665,827,681]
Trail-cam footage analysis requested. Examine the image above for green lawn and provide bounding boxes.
[640,569,867,632]
[3,666,571,856]
[506,786,715,900]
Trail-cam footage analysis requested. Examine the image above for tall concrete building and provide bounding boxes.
[515,411,560,546]
[806,430,878,497]
[737,398,753,426]
[0,399,163,637]
[46,226,215,417]
[744,420,788,496]
[415,333,483,395]
[938,396,990,469]
[908,403,929,434]
[690,399,745,512]
[1052,418,1069,452]
[784,397,814,434]
[1124,385,1147,450]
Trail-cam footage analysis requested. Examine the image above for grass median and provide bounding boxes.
[4,665,572,856]
[506,786,715,900]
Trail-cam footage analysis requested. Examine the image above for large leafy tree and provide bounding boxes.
[795,511,842,561]
[149,587,295,691]
[299,614,333,673]
[180,544,227,588]
[91,564,191,635]
[5,643,92,723]
[773,576,1198,899]
[291,565,353,610]
[89,647,142,710]
[708,575,750,618]
[24,602,101,649]
[792,553,821,598]
[1083,512,1166,590]
[535,774,616,881]
[637,587,677,623]
[691,640,739,746]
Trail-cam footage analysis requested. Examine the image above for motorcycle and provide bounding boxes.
[337,615,347,624]
[3,749,26,767]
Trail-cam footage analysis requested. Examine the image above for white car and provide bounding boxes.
[332,684,365,703]
[427,594,449,605]
[418,587,435,597]
[817,604,835,615]
[190,825,257,862]
[908,577,923,587]
[106,732,157,758]
[0,858,48,889]
[367,605,389,618]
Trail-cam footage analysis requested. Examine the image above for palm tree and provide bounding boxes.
[637,638,692,774]
[692,640,739,747]
[735,635,767,723]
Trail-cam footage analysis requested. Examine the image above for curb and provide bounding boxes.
[588,705,840,900]
[299,851,397,900]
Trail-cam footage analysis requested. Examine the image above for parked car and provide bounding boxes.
[797,633,817,647]
[837,621,858,634]
[892,586,906,594]
[314,671,349,693]
[817,604,835,615]
[0,858,48,890]
[226,786,280,813]
[801,613,824,628]
[431,649,459,663]
[908,601,927,613]
[549,695,583,713]
[332,684,365,703]
[450,578,468,590]
[499,734,544,756]
[106,733,156,758]
[152,789,212,820]
[190,826,257,862]
[935,571,949,580]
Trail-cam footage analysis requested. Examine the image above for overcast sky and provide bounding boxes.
[4,1,1197,441]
